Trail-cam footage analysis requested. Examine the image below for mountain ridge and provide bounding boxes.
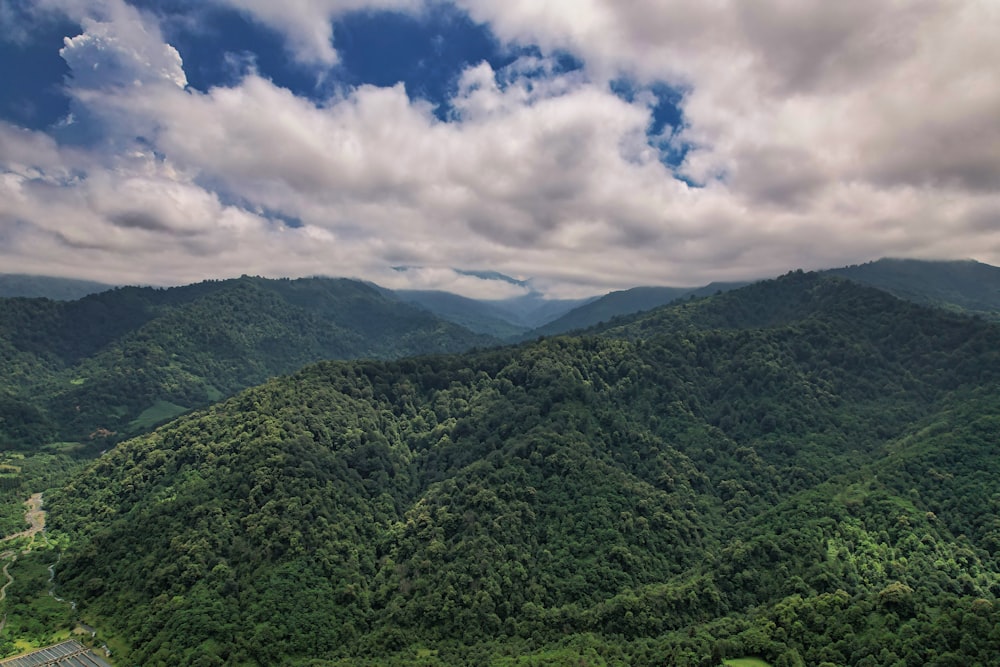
[825,257,1000,319]
[0,276,495,448]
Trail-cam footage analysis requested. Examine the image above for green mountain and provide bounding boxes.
[826,258,1000,319]
[0,274,116,300]
[530,257,1000,341]
[0,276,494,448]
[528,281,747,338]
[394,290,532,340]
[398,289,594,338]
[43,273,1000,666]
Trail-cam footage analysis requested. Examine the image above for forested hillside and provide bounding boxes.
[394,290,532,340]
[527,282,746,338]
[826,258,1000,319]
[44,272,1000,666]
[0,276,493,448]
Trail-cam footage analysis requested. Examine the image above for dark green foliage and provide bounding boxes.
[0,392,56,447]
[528,281,746,338]
[394,290,532,340]
[0,551,75,649]
[827,257,1000,319]
[0,276,495,448]
[397,289,595,340]
[42,273,1000,665]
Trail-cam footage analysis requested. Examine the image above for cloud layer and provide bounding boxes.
[1,0,998,297]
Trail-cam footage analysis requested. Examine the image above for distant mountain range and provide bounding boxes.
[3,258,999,450]
[395,289,593,339]
[0,276,493,448]
[525,282,749,338]
[392,259,1000,340]
[0,274,116,300]
[5,258,1000,340]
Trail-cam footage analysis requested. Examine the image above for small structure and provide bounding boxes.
[0,640,112,667]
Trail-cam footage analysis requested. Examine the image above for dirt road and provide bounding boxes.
[0,494,46,605]
[1,493,44,543]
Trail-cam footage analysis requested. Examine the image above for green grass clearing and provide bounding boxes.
[724,659,774,667]
[40,442,87,455]
[127,400,188,431]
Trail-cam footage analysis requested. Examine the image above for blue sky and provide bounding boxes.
[1,0,998,298]
[3,2,683,147]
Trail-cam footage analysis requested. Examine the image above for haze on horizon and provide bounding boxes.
[1,0,998,299]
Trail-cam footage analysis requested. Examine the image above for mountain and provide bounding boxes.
[485,292,596,329]
[0,274,116,300]
[527,281,747,337]
[394,290,531,340]
[44,272,1000,666]
[0,276,495,448]
[826,258,1000,319]
[397,290,595,340]
[391,268,592,335]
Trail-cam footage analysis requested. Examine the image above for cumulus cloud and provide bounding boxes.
[59,14,186,90]
[456,0,1000,197]
[2,0,1000,297]
[0,123,339,284]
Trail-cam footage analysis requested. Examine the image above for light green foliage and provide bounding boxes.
[127,400,189,431]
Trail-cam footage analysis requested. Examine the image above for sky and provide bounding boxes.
[1,0,998,299]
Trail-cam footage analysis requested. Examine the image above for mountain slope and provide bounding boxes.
[44,273,1000,666]
[528,281,747,337]
[0,274,116,300]
[394,290,531,339]
[398,289,595,336]
[826,257,1000,318]
[0,276,495,447]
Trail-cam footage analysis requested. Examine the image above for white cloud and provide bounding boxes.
[454,0,1000,197]
[2,0,1000,298]
[378,267,531,300]
[0,123,350,285]
[60,15,186,90]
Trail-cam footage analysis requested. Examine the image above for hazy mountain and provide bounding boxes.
[45,272,1000,666]
[488,292,599,329]
[527,281,748,337]
[826,257,1000,318]
[0,274,116,300]
[394,290,532,340]
[0,276,495,447]
[397,289,595,340]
